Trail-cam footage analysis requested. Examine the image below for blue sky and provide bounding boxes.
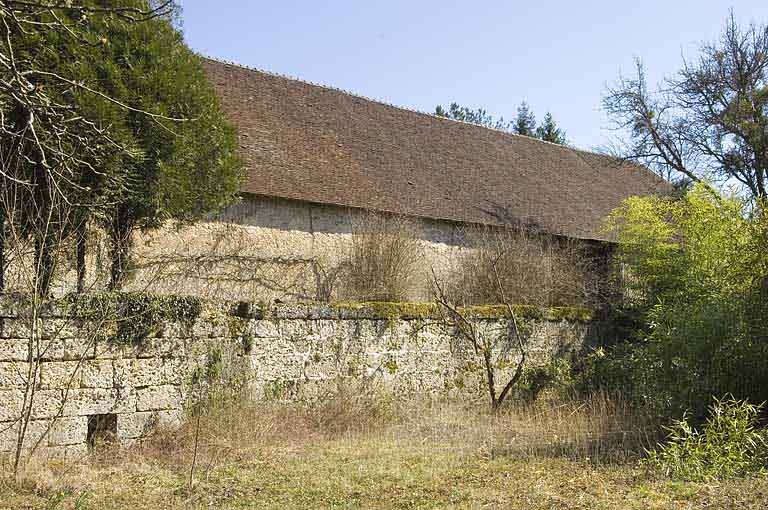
[180,1,768,151]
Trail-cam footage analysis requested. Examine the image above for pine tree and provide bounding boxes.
[514,102,537,137]
[536,112,567,145]
[435,101,567,144]
[435,102,511,130]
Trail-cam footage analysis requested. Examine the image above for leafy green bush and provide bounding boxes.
[645,397,768,481]
[599,184,768,419]
[517,358,575,402]
[66,292,202,344]
[575,344,650,396]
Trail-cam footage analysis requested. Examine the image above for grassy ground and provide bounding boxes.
[2,392,767,509]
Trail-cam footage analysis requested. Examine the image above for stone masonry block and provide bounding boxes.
[25,390,66,420]
[40,319,82,340]
[0,319,34,339]
[63,388,136,417]
[0,389,62,422]
[301,355,340,380]
[114,358,168,388]
[0,390,22,421]
[118,409,184,439]
[39,361,82,390]
[249,320,279,338]
[192,319,228,338]
[276,319,312,339]
[0,339,28,362]
[40,337,95,362]
[157,321,190,339]
[155,408,184,429]
[117,411,156,439]
[123,335,187,359]
[136,385,183,412]
[161,358,187,385]
[92,338,122,360]
[314,320,342,338]
[0,362,28,388]
[47,416,88,446]
[0,418,49,452]
[80,360,115,388]
[249,353,303,380]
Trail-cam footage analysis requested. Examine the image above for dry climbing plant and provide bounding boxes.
[447,225,601,307]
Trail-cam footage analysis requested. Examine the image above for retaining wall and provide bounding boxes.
[0,298,594,457]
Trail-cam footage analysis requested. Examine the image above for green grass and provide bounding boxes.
[2,396,766,509]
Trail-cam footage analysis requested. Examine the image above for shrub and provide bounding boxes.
[516,358,575,402]
[343,213,423,302]
[304,379,399,437]
[603,184,768,419]
[448,225,602,308]
[573,341,667,411]
[644,397,768,481]
[66,291,202,345]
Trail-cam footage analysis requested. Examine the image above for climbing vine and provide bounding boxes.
[65,292,203,345]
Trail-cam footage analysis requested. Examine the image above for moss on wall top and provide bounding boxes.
[294,302,593,322]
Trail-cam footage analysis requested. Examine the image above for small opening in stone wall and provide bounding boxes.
[87,414,117,448]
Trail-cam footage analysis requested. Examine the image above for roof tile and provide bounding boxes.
[202,58,671,241]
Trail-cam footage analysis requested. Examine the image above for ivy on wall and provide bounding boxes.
[65,292,203,344]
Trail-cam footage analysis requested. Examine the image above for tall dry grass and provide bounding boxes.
[0,389,659,510]
[105,389,654,472]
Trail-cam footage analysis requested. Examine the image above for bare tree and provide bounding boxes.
[0,171,100,476]
[0,177,185,478]
[432,261,527,412]
[0,206,6,292]
[604,12,768,198]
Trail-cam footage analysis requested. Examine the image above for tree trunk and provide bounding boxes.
[0,207,5,293]
[34,236,55,298]
[75,219,87,293]
[108,206,134,290]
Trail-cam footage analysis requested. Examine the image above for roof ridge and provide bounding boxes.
[199,54,613,158]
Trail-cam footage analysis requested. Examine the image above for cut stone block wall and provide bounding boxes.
[0,195,471,301]
[1,194,609,304]
[0,299,594,457]
[128,195,471,302]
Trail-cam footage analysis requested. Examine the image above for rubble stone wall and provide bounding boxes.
[0,300,594,457]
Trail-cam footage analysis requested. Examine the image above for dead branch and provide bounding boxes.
[431,261,527,411]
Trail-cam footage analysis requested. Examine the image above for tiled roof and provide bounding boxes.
[202,58,671,241]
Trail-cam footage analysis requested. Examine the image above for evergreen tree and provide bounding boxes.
[513,102,537,137]
[0,1,146,295]
[435,103,511,131]
[536,112,567,144]
[435,101,568,145]
[0,1,244,293]
[76,1,244,288]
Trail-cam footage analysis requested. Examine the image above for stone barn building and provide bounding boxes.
[40,58,671,302]
[123,58,671,303]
